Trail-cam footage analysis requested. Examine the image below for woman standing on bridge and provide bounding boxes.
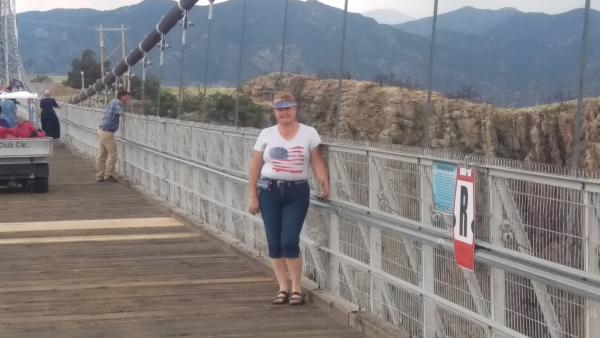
[248,91,330,306]
[39,90,61,139]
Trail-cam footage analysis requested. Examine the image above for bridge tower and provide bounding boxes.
[0,0,24,87]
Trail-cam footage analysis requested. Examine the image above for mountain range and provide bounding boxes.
[17,0,600,107]
[362,9,414,25]
[395,6,522,36]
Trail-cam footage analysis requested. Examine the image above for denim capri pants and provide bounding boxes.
[259,180,310,259]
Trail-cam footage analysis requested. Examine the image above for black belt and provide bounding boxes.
[263,178,308,187]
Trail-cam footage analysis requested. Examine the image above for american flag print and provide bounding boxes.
[269,146,305,175]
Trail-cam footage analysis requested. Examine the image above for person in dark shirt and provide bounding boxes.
[38,89,61,139]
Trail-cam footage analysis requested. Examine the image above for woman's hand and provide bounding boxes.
[248,195,260,215]
[318,178,330,200]
[310,147,330,201]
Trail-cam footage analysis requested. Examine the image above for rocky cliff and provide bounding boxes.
[243,74,600,172]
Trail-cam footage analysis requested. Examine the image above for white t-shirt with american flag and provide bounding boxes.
[253,124,321,181]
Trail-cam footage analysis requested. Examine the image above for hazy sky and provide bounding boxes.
[15,0,600,18]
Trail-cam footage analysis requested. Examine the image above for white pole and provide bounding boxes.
[80,71,85,91]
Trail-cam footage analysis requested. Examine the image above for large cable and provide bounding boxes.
[69,0,200,104]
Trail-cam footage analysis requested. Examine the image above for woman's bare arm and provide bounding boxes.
[248,151,264,214]
[310,147,330,200]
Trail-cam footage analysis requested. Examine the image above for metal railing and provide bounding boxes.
[58,104,600,338]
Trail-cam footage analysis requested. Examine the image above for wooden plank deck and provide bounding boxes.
[0,143,363,338]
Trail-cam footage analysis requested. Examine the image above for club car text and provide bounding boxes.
[0,141,32,149]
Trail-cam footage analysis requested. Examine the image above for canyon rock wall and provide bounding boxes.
[243,74,600,172]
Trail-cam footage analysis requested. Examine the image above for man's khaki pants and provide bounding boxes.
[96,129,118,179]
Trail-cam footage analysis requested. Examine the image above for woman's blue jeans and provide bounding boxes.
[259,180,310,259]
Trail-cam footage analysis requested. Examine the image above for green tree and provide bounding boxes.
[205,92,235,124]
[66,50,108,89]
[129,74,161,114]
[31,75,51,83]
[232,95,269,128]
[202,92,268,128]
[129,74,159,101]
[182,89,204,114]
[156,90,178,118]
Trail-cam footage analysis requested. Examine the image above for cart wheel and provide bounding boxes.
[34,177,49,193]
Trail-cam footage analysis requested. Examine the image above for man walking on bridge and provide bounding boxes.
[96,90,128,183]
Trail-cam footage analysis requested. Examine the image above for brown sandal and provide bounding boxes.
[289,292,305,305]
[272,290,289,305]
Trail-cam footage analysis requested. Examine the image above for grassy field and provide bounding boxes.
[162,86,235,95]
[48,75,67,84]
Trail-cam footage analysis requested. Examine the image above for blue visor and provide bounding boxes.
[272,100,297,109]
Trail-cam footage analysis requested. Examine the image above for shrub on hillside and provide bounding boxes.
[132,83,269,128]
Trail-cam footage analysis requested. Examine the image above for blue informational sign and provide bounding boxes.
[432,162,458,214]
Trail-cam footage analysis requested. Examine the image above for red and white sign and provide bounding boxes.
[453,167,476,271]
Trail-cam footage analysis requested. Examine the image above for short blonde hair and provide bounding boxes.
[273,91,296,104]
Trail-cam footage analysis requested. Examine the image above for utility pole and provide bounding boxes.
[95,25,129,90]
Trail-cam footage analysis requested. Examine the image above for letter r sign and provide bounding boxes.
[453,167,475,271]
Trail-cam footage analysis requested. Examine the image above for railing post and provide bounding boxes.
[489,173,506,336]
[368,150,384,317]
[584,190,600,338]
[224,177,234,237]
[329,145,341,295]
[121,110,128,178]
[222,133,236,237]
[329,213,340,296]
[496,177,562,338]
[420,159,437,338]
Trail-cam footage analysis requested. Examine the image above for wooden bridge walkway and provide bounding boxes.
[0,143,363,338]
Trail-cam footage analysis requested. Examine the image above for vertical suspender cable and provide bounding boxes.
[334,0,349,138]
[571,0,592,174]
[141,55,147,115]
[157,35,166,116]
[120,24,128,91]
[424,0,439,147]
[178,10,188,117]
[202,0,215,115]
[278,0,289,91]
[234,0,247,128]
